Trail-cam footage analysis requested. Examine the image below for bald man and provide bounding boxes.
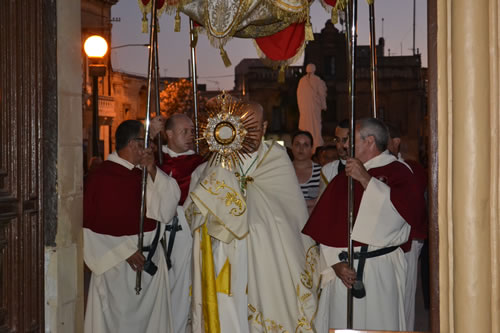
[150,113,205,333]
[185,102,319,333]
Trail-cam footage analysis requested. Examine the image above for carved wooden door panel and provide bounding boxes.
[0,0,49,331]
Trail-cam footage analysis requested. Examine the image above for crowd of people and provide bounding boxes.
[83,101,428,333]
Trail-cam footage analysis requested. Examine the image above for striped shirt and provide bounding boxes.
[300,162,322,200]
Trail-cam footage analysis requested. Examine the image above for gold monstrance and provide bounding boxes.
[201,92,258,171]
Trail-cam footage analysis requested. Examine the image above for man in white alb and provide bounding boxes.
[84,120,180,333]
[303,118,424,331]
[150,113,205,333]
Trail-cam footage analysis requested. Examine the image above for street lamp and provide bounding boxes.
[84,35,108,158]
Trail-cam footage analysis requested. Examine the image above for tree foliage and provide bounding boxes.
[159,78,206,118]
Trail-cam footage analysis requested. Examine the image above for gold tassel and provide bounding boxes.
[305,6,314,41]
[220,46,232,67]
[174,9,181,32]
[191,29,198,48]
[156,19,160,33]
[305,22,314,41]
[278,65,285,84]
[331,8,339,25]
[142,12,148,33]
[367,0,374,4]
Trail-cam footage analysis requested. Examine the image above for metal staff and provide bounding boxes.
[368,0,378,117]
[189,18,200,154]
[346,0,358,328]
[153,14,163,164]
[345,0,352,65]
[136,0,158,295]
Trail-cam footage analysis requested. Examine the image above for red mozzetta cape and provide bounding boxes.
[158,153,205,205]
[302,160,424,248]
[83,160,157,236]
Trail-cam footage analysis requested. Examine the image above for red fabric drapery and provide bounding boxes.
[323,0,337,6]
[255,23,305,62]
[140,0,167,9]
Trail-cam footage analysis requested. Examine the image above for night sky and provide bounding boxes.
[111,0,427,90]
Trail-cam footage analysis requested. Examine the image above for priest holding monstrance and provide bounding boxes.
[184,93,320,333]
[303,118,424,331]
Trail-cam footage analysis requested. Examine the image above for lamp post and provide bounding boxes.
[84,35,108,158]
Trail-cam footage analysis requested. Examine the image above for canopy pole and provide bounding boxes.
[153,11,163,164]
[346,0,358,328]
[136,0,158,295]
[368,1,378,118]
[189,19,200,154]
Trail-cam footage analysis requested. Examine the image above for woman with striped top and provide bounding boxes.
[291,130,322,215]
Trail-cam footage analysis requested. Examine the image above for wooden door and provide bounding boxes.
[0,0,55,331]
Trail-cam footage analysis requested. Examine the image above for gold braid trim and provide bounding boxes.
[261,0,309,23]
[295,244,320,333]
[137,0,152,13]
[138,0,173,33]
[193,26,231,50]
[253,36,306,67]
[300,244,320,290]
[248,304,289,333]
[234,21,291,38]
[137,0,170,16]
[189,191,249,241]
[200,0,253,48]
[317,0,348,25]
[175,0,307,48]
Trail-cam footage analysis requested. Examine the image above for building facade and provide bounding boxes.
[234,59,303,139]
[304,20,427,161]
[235,20,427,160]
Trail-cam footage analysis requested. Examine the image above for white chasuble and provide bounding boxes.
[185,141,320,333]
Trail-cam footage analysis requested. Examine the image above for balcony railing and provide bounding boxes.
[99,96,115,117]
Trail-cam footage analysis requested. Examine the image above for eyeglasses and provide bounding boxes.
[133,137,153,147]
[333,137,349,144]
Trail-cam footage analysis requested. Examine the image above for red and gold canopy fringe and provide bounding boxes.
[320,0,346,25]
[137,0,170,33]
[140,0,319,79]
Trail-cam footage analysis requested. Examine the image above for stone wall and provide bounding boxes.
[44,0,84,332]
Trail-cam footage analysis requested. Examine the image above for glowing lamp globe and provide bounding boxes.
[84,35,108,58]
